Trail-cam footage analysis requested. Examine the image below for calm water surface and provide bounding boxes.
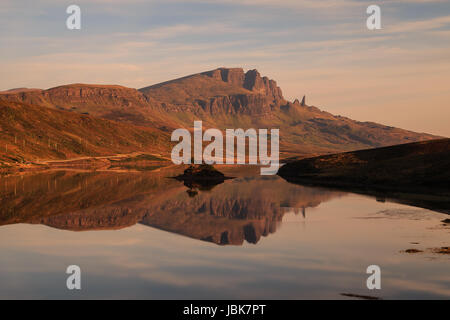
[0,167,448,299]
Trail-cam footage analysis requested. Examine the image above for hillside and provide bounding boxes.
[140,68,284,109]
[0,100,170,168]
[0,67,439,158]
[0,84,179,129]
[278,139,450,191]
[277,138,450,212]
[139,68,438,156]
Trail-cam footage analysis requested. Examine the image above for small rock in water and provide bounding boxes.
[172,164,234,195]
[179,164,226,180]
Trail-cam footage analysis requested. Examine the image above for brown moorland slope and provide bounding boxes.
[0,100,170,167]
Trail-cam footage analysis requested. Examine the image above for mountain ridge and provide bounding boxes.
[0,67,440,163]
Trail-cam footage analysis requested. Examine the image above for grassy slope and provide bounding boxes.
[0,101,170,166]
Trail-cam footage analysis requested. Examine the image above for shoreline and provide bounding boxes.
[0,152,172,176]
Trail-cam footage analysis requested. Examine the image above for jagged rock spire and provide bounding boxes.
[301,95,306,106]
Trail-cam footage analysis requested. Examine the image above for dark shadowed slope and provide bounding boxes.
[278,139,450,212]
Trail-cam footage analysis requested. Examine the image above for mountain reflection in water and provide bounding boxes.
[0,167,343,245]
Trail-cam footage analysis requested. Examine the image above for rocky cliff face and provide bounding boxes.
[0,84,149,109]
[202,67,283,103]
[138,67,285,116]
[194,93,273,115]
[197,68,284,115]
[203,68,246,87]
[0,89,47,106]
[44,84,150,108]
[243,69,284,102]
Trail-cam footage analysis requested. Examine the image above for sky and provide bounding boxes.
[1,0,449,136]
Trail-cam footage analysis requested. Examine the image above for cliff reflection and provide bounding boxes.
[0,169,344,245]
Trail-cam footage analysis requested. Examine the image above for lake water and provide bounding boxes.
[0,167,448,299]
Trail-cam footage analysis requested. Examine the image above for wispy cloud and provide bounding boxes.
[385,14,450,33]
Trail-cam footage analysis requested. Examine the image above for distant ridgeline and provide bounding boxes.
[0,67,439,166]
